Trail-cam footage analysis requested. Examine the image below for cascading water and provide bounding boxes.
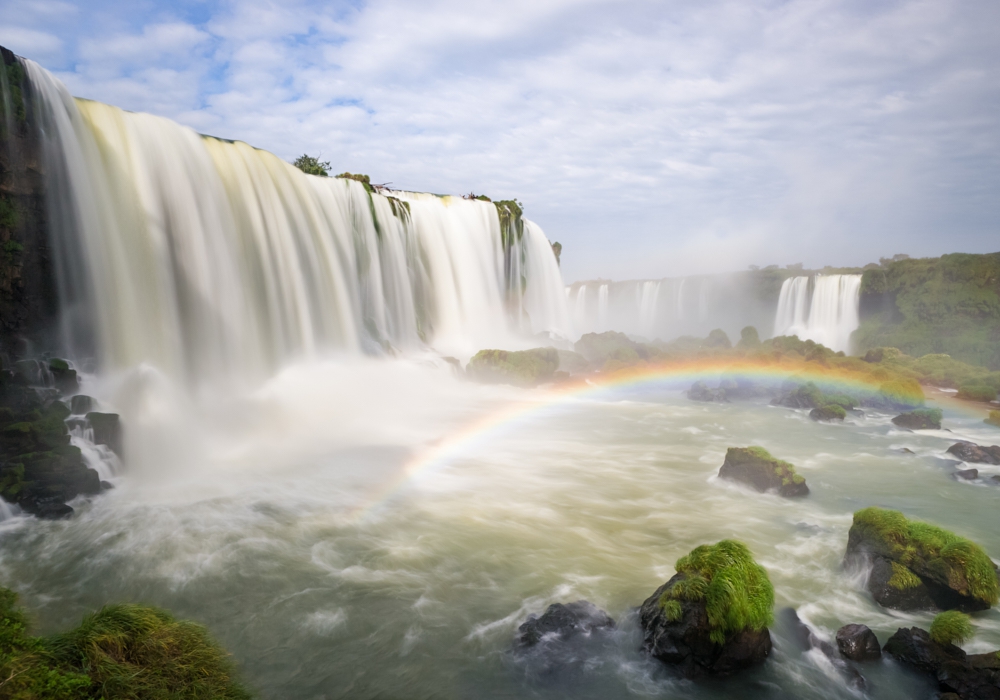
[773,274,862,353]
[22,59,569,380]
[636,281,660,336]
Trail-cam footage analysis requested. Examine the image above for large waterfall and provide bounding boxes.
[22,59,570,383]
[772,274,862,353]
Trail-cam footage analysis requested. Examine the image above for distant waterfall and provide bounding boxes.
[22,59,569,379]
[637,281,660,336]
[773,275,862,353]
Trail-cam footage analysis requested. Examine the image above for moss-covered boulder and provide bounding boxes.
[810,404,846,422]
[892,408,942,430]
[844,507,999,612]
[946,441,1000,465]
[987,410,1000,428]
[718,447,808,497]
[466,348,559,387]
[573,331,646,366]
[0,587,251,699]
[772,382,854,412]
[883,625,1000,700]
[688,381,727,402]
[639,540,773,677]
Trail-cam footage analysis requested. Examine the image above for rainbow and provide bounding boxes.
[346,356,931,523]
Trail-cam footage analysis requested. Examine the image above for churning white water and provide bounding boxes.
[773,275,862,353]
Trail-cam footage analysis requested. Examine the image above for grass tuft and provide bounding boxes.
[929,610,973,646]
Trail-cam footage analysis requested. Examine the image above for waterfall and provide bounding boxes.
[597,284,609,331]
[21,59,569,377]
[637,281,660,336]
[773,274,862,353]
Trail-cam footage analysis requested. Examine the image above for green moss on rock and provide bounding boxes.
[986,410,1000,428]
[810,404,847,422]
[718,447,808,497]
[466,348,559,387]
[929,610,974,647]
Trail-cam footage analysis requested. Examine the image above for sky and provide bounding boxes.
[1,0,999,283]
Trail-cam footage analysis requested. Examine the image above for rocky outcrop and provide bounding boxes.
[947,441,1000,465]
[466,348,559,387]
[883,626,1000,700]
[844,507,999,612]
[772,382,856,413]
[688,381,727,402]
[639,540,773,678]
[718,446,808,497]
[835,623,881,662]
[810,404,846,422]
[86,411,122,456]
[892,408,943,430]
[573,331,647,366]
[516,601,615,648]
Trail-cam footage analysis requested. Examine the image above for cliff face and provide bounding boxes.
[856,253,1000,370]
[0,46,57,360]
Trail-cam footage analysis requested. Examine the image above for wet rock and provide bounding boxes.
[23,498,74,519]
[573,331,646,366]
[688,381,728,402]
[810,405,846,422]
[718,446,808,498]
[947,441,1000,465]
[883,626,1000,700]
[466,348,559,387]
[69,394,94,415]
[898,447,916,454]
[955,468,979,481]
[836,624,881,662]
[47,359,78,395]
[517,601,615,648]
[100,480,114,490]
[892,408,943,430]
[865,556,938,610]
[86,411,122,456]
[778,610,867,690]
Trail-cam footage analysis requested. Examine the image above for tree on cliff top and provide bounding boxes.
[293,154,330,177]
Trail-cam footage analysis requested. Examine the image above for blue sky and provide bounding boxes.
[2,0,999,282]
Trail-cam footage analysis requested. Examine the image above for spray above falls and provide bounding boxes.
[20,59,570,384]
[773,275,862,353]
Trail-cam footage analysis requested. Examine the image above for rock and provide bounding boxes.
[810,404,846,422]
[639,540,773,678]
[947,441,1000,465]
[555,350,591,375]
[835,624,881,662]
[100,480,114,490]
[69,394,94,415]
[85,411,122,456]
[688,381,728,402]
[883,627,1000,700]
[573,331,647,366]
[955,468,979,481]
[898,447,916,454]
[516,601,615,648]
[778,610,867,690]
[466,348,559,387]
[704,329,731,349]
[987,410,1000,429]
[844,507,999,612]
[24,498,74,519]
[47,359,78,395]
[718,446,808,497]
[892,408,943,430]
[772,383,824,409]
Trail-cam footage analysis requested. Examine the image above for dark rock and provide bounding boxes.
[100,480,114,490]
[892,409,943,430]
[688,380,728,402]
[777,610,867,690]
[718,446,808,498]
[810,405,846,422]
[70,394,94,415]
[898,447,916,454]
[865,555,937,610]
[947,441,1000,465]
[23,498,74,519]
[836,624,881,662]
[883,627,1000,700]
[639,573,771,678]
[86,411,122,456]
[955,468,979,481]
[772,383,823,409]
[48,359,78,395]
[517,601,615,648]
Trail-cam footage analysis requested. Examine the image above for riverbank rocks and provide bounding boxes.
[718,447,808,497]
[947,441,1000,465]
[516,601,615,648]
[639,540,773,677]
[836,624,881,662]
[892,408,943,430]
[883,626,1000,700]
[810,404,846,422]
[466,348,559,387]
[844,507,999,612]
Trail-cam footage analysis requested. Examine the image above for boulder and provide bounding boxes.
[955,468,979,481]
[47,359,78,395]
[688,381,727,402]
[573,331,646,365]
[718,446,808,497]
[69,394,94,415]
[892,408,943,430]
[883,627,1000,700]
[947,441,1000,465]
[779,609,867,689]
[810,404,846,422]
[639,540,773,678]
[835,624,881,662]
[844,507,999,612]
[86,411,122,456]
[516,601,615,648]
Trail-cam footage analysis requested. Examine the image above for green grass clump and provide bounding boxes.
[888,561,922,590]
[987,410,1000,428]
[957,384,997,402]
[660,540,774,645]
[851,508,999,606]
[929,610,974,646]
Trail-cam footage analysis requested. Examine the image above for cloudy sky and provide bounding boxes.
[2,0,998,282]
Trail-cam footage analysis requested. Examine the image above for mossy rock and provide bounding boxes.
[987,410,1000,429]
[892,408,943,430]
[736,326,761,350]
[845,507,999,612]
[957,384,998,402]
[688,381,728,403]
[639,540,773,677]
[718,446,808,497]
[810,404,846,422]
[573,331,645,365]
[466,348,559,387]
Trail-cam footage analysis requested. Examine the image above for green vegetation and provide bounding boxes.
[0,588,250,699]
[729,446,805,488]
[887,561,922,591]
[957,384,998,402]
[704,329,731,349]
[550,241,562,266]
[0,194,19,231]
[659,540,774,645]
[494,200,524,248]
[466,348,559,387]
[2,60,27,131]
[736,326,761,349]
[851,507,999,607]
[987,410,1000,428]
[856,253,1000,370]
[929,610,974,647]
[292,155,330,177]
[811,404,847,421]
[335,172,372,191]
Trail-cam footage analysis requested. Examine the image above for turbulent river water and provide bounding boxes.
[0,360,997,700]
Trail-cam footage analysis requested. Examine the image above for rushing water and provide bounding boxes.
[1,361,998,699]
[773,275,863,353]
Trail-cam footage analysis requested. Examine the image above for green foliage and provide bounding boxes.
[292,155,330,177]
[48,359,70,372]
[0,195,19,231]
[494,200,524,248]
[466,348,559,387]
[813,404,847,421]
[661,599,683,622]
[851,507,999,606]
[929,610,974,647]
[911,408,943,424]
[3,61,27,128]
[986,410,1000,428]
[887,561,922,590]
[736,326,761,349]
[957,384,997,402]
[662,540,774,645]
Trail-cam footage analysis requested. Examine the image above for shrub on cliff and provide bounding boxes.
[292,155,329,177]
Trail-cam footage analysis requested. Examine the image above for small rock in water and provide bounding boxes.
[947,441,1000,465]
[718,447,808,498]
[954,468,979,481]
[897,447,915,454]
[835,624,881,662]
[516,601,615,648]
[892,409,942,430]
[100,480,114,490]
[809,405,846,422]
